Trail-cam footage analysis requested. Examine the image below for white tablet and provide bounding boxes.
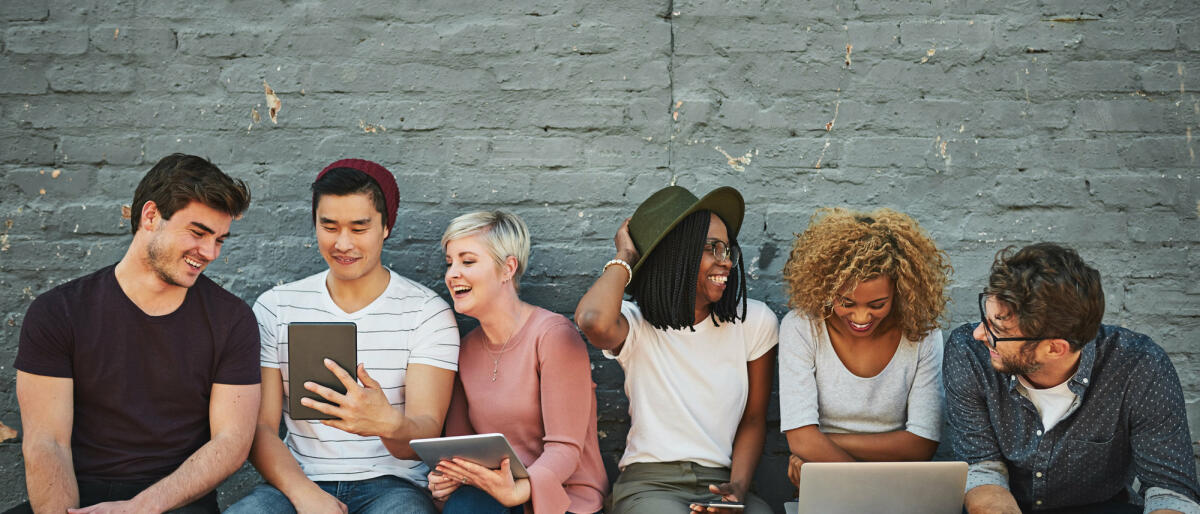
[409,433,530,479]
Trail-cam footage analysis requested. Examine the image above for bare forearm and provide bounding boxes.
[248,425,322,501]
[132,432,252,511]
[825,430,938,462]
[728,416,766,488]
[25,441,78,512]
[381,413,444,459]
[964,484,1021,514]
[786,425,854,463]
[574,250,636,351]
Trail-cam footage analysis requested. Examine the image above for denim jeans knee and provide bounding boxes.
[223,483,296,514]
[443,485,523,514]
[347,475,438,514]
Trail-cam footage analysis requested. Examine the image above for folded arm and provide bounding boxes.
[826,430,939,461]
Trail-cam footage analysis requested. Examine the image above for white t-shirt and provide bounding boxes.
[778,311,943,441]
[606,299,778,469]
[1017,375,1078,433]
[254,269,459,485]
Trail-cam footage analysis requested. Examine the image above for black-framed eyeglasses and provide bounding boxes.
[977,293,1052,349]
[705,240,741,267]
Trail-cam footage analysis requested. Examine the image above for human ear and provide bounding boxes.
[1046,338,1073,358]
[140,201,161,231]
[503,255,519,282]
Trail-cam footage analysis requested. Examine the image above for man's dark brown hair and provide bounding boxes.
[985,242,1104,351]
[130,153,251,235]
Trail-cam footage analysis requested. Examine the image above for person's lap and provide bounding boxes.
[443,485,523,514]
[226,475,436,514]
[607,462,770,514]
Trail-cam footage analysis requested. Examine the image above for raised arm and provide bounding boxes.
[304,361,455,460]
[380,363,456,458]
[575,218,637,352]
[105,382,260,512]
[18,371,79,513]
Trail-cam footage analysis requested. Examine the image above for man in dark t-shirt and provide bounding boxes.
[12,154,261,513]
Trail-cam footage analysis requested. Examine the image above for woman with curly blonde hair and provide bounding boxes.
[778,208,951,487]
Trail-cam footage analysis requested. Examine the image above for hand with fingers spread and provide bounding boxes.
[302,359,405,437]
[688,481,748,513]
[435,457,530,508]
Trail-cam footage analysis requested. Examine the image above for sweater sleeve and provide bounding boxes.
[527,319,594,514]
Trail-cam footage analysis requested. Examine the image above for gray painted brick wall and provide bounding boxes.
[1,0,1197,511]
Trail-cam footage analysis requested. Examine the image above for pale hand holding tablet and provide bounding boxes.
[301,359,404,437]
[413,434,532,507]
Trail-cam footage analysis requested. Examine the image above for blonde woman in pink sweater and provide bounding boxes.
[428,210,608,514]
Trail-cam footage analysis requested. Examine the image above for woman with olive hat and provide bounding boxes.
[575,185,777,514]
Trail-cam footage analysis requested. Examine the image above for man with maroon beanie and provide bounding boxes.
[12,154,260,513]
[228,159,458,513]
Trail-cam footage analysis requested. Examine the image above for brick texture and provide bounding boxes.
[1,0,1198,511]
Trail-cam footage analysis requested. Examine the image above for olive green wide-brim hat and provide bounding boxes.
[627,185,745,287]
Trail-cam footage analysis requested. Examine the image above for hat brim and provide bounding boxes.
[628,186,745,286]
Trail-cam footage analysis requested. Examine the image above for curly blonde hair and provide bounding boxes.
[782,208,952,341]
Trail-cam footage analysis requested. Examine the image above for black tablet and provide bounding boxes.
[287,322,357,420]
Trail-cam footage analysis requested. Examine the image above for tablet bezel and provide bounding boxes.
[286,322,357,421]
[410,433,530,479]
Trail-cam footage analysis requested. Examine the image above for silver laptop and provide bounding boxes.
[785,461,967,514]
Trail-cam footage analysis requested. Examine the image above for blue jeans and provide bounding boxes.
[225,475,437,514]
[443,485,523,514]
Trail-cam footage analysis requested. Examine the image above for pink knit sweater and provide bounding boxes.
[445,307,608,514]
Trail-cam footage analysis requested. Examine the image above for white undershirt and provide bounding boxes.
[1017,375,1078,433]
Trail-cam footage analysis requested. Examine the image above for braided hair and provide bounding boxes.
[629,210,748,331]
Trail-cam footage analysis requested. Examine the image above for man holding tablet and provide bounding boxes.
[944,243,1200,513]
[13,154,259,512]
[228,159,459,513]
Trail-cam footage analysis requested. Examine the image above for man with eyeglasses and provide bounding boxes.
[943,243,1200,514]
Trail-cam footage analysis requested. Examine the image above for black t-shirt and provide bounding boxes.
[15,264,261,482]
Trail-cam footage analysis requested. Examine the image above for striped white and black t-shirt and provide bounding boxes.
[254,269,459,485]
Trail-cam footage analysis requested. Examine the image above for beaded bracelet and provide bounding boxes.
[603,258,633,287]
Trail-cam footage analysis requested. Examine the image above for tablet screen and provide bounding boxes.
[287,322,357,420]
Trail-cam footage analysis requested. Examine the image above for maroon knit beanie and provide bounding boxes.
[316,158,400,238]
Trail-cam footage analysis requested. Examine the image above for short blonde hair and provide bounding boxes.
[441,210,531,291]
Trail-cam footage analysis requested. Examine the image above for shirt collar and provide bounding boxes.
[1005,333,1099,395]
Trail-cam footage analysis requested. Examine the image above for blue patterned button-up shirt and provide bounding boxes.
[943,323,1200,512]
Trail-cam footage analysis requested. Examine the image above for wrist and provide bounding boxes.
[616,250,638,263]
[130,491,167,514]
[501,478,532,507]
[384,408,408,440]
